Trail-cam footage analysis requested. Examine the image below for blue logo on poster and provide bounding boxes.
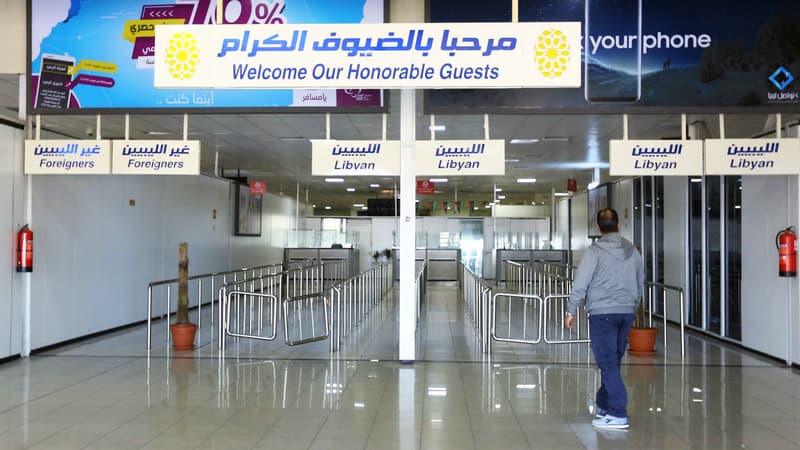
[769,67,794,90]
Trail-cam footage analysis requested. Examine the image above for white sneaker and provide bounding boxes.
[592,415,629,429]
[595,407,607,418]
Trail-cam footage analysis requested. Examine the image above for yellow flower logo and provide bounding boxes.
[535,29,571,78]
[165,33,199,80]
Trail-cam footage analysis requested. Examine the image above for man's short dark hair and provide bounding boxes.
[597,208,619,233]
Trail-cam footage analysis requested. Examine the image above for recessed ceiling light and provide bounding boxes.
[370,184,380,188]
[690,178,702,183]
[495,187,503,192]
[429,178,448,183]
[554,192,570,197]
[429,125,446,132]
[510,138,539,144]
[353,203,364,207]
[473,207,478,210]
[517,178,537,183]
[312,204,317,208]
[324,206,332,210]
[325,178,344,183]
[346,187,356,192]
[362,206,368,210]
[497,195,506,200]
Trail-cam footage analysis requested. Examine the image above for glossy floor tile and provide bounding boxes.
[0,283,795,449]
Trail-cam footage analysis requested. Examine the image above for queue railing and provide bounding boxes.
[328,262,393,351]
[146,262,285,350]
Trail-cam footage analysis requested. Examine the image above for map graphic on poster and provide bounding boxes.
[30,0,384,112]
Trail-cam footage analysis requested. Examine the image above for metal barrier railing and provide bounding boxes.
[644,281,686,358]
[460,263,492,353]
[543,294,590,344]
[328,262,393,352]
[416,261,427,322]
[491,293,544,345]
[218,259,347,351]
[146,261,285,350]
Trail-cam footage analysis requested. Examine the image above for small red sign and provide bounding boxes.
[567,178,577,192]
[249,181,267,195]
[416,180,435,195]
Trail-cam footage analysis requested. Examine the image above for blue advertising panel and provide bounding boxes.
[426,0,800,112]
[30,0,385,112]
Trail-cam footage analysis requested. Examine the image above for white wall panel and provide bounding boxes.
[662,177,687,323]
[0,124,25,358]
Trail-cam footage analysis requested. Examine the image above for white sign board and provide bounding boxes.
[415,140,505,176]
[154,22,581,89]
[112,140,201,175]
[25,140,111,174]
[705,139,800,175]
[609,140,704,176]
[312,140,400,176]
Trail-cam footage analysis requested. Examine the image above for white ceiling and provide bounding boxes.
[1,74,797,209]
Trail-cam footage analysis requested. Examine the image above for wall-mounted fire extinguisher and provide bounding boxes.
[776,227,797,278]
[16,225,33,273]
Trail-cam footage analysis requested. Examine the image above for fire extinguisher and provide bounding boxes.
[16,225,33,273]
[776,227,797,278]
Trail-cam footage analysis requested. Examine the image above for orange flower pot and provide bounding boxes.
[170,323,197,351]
[628,327,657,356]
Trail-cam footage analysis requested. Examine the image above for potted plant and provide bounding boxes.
[628,297,657,355]
[382,248,392,263]
[170,242,197,351]
[372,251,381,264]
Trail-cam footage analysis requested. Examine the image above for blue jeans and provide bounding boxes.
[589,313,634,418]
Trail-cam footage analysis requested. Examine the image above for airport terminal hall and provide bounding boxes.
[2,0,800,449]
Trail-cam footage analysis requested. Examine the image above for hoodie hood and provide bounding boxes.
[593,232,636,261]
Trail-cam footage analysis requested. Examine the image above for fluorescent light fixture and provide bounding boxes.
[370,359,379,362]
[554,192,570,197]
[353,204,364,208]
[494,404,502,409]
[531,201,537,205]
[362,207,368,211]
[517,178,537,183]
[429,125,446,131]
[346,187,356,192]
[505,159,520,163]
[312,204,317,208]
[516,384,537,390]
[427,387,447,397]
[693,388,703,393]
[734,205,741,209]
[431,419,443,423]
[370,184,380,188]
[146,131,170,135]
[354,402,365,408]
[429,178,448,183]
[495,187,503,192]
[325,178,344,183]
[324,206,332,210]
[691,178,703,183]
[497,195,506,200]
[473,207,478,210]
[510,138,539,144]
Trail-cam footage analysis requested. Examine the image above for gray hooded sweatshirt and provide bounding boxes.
[567,232,644,316]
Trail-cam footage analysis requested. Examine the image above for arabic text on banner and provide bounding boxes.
[112,140,201,175]
[609,140,704,176]
[705,139,800,175]
[25,140,112,175]
[415,140,505,176]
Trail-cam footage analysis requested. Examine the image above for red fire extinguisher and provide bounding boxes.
[776,227,797,277]
[16,225,33,273]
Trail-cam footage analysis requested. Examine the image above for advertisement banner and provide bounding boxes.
[30,0,384,112]
[154,22,581,89]
[426,0,800,112]
[24,140,112,174]
[705,139,800,175]
[415,140,505,176]
[609,140,704,176]
[311,140,401,176]
[112,140,201,175]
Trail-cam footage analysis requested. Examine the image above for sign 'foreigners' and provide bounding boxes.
[312,140,401,176]
[705,139,800,175]
[154,22,581,89]
[25,140,112,175]
[415,140,505,176]
[609,140,704,176]
[112,140,201,175]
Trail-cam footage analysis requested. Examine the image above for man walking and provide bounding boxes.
[565,208,644,429]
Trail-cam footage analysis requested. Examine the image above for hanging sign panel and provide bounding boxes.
[312,140,400,176]
[415,140,505,176]
[112,140,201,175]
[705,139,800,175]
[609,140,704,176]
[154,22,581,89]
[24,140,112,175]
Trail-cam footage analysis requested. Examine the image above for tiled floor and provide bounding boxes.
[0,283,798,449]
